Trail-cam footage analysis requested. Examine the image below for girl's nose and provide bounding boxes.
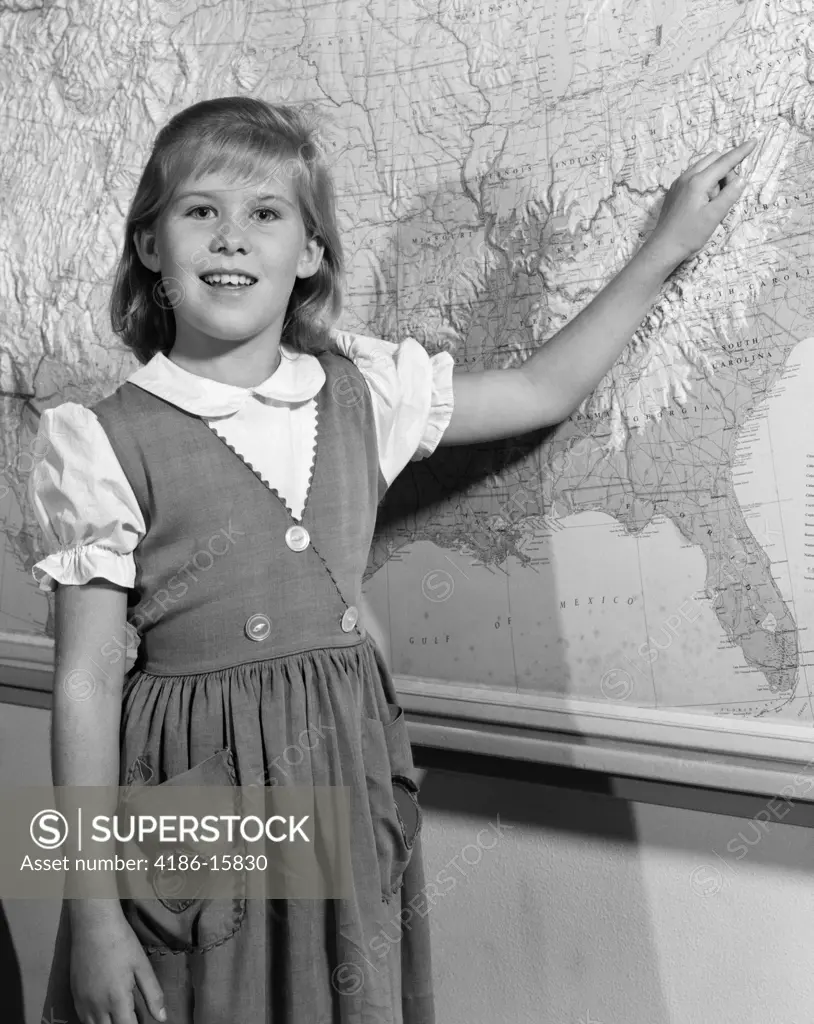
[211,224,252,255]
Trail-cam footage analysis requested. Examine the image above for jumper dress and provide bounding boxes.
[41,350,435,1024]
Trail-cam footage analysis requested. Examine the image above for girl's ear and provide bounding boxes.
[296,236,325,280]
[134,228,161,273]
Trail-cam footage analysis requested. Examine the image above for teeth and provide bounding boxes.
[202,273,256,286]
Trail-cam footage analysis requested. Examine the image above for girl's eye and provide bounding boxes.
[254,208,280,222]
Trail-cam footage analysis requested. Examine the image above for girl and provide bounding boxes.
[29,95,755,1024]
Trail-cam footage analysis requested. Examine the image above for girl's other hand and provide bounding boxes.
[643,139,759,274]
[70,914,167,1024]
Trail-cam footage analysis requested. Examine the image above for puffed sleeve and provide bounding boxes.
[331,330,455,487]
[27,403,146,593]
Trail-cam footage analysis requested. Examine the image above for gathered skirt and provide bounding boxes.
[41,634,435,1024]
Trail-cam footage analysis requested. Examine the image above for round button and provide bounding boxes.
[285,525,310,551]
[341,606,359,632]
[245,613,271,642]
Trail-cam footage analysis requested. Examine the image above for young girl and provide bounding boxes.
[29,95,755,1024]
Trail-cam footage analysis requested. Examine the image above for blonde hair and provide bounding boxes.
[109,96,344,364]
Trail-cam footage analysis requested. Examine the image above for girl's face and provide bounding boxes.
[135,163,324,352]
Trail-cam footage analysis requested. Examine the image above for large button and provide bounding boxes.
[245,613,271,641]
[341,606,359,632]
[285,525,310,551]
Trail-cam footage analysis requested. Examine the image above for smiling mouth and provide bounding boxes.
[200,273,258,288]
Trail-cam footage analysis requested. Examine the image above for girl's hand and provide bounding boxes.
[70,914,166,1024]
[643,139,758,273]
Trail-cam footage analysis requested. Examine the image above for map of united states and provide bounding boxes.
[2,0,813,726]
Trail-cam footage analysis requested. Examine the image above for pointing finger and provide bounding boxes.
[694,139,758,187]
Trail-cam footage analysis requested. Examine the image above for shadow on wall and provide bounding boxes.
[414,748,635,841]
[0,901,25,1024]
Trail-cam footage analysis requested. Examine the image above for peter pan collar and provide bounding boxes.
[125,343,326,416]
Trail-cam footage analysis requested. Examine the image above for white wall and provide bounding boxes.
[3,702,814,1024]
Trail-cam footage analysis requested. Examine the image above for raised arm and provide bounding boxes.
[439,139,759,445]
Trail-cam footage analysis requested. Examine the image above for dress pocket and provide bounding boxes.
[361,703,423,903]
[119,747,247,955]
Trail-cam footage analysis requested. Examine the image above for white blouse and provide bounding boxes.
[28,329,455,595]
